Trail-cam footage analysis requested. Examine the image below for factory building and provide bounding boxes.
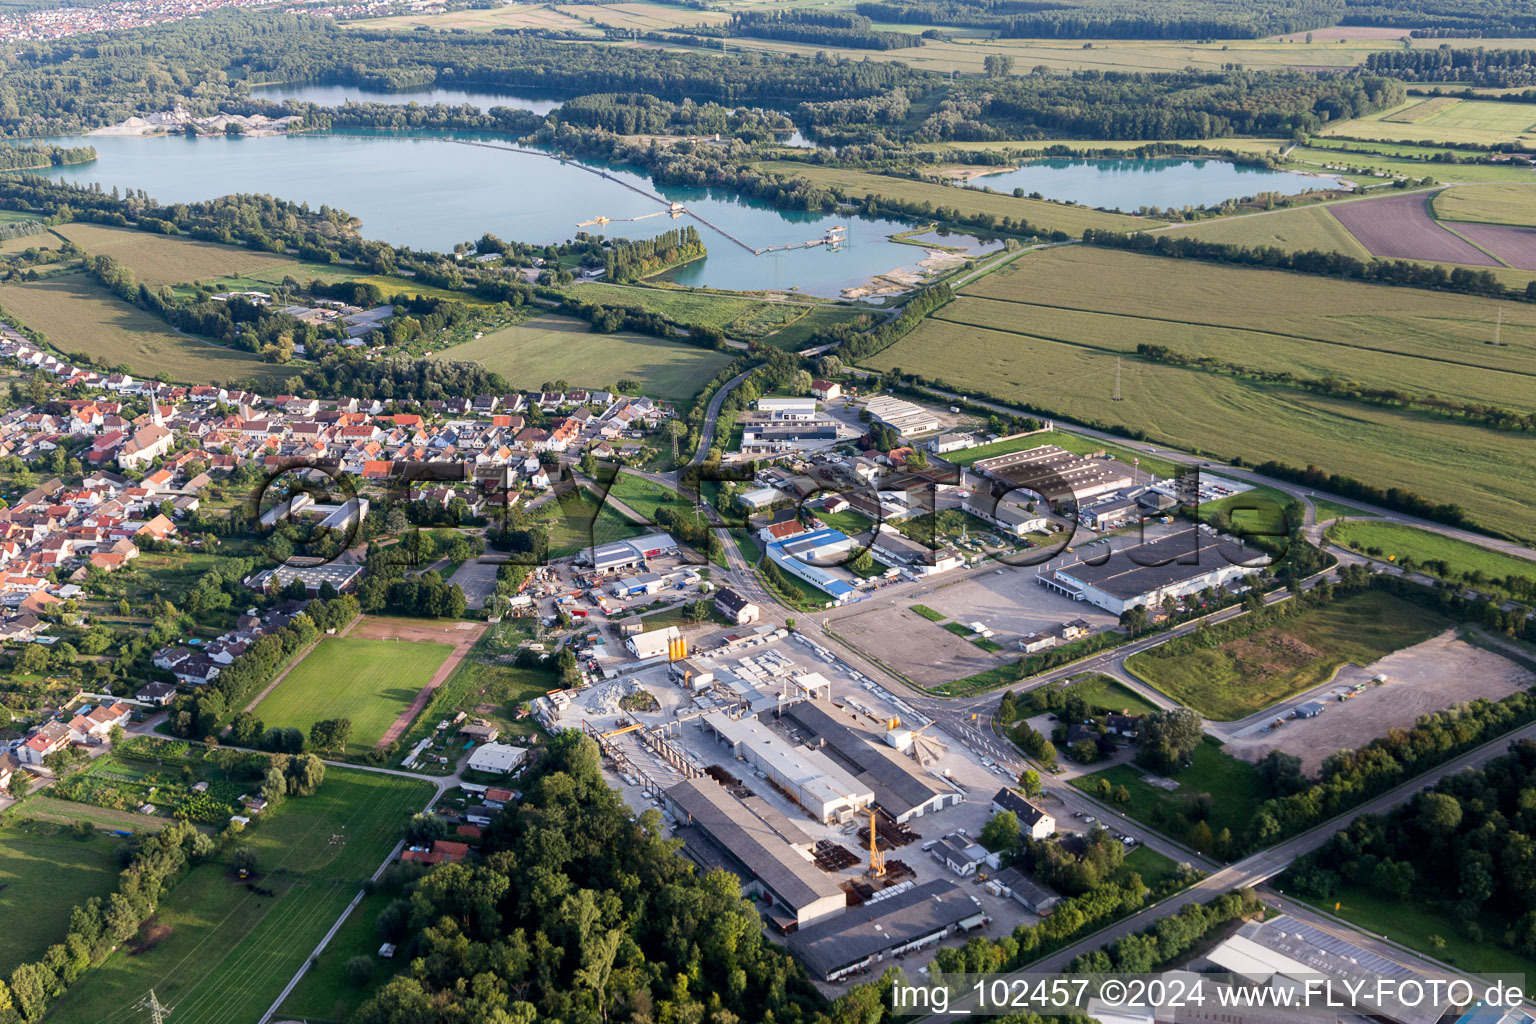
[863,395,941,439]
[790,880,988,981]
[781,701,960,823]
[757,397,819,420]
[1206,916,1449,1024]
[665,777,846,930]
[766,528,863,605]
[1041,530,1266,615]
[627,625,686,661]
[973,444,1134,503]
[702,711,873,822]
[586,533,679,573]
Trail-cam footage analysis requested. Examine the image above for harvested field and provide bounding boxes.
[1450,221,1536,271]
[1224,631,1534,774]
[1433,182,1536,226]
[48,222,296,287]
[0,274,291,387]
[1328,192,1500,266]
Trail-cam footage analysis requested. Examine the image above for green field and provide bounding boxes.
[1202,483,1294,539]
[1433,182,1536,226]
[47,768,433,1024]
[0,273,293,387]
[275,890,403,1021]
[566,281,785,331]
[542,485,648,559]
[1125,590,1449,720]
[252,635,455,752]
[1063,673,1160,716]
[864,246,1536,541]
[753,161,1160,236]
[1071,738,1261,845]
[0,820,126,975]
[608,471,689,525]
[1327,520,1536,589]
[436,312,733,400]
[1163,202,1373,256]
[50,222,298,287]
[1299,885,1536,977]
[1311,496,1381,520]
[759,302,873,349]
[1323,98,1536,147]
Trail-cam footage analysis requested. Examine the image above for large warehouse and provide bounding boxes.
[789,880,988,981]
[586,532,679,573]
[702,711,874,822]
[1042,529,1267,615]
[665,777,846,930]
[782,701,961,822]
[766,528,863,606]
[972,444,1134,503]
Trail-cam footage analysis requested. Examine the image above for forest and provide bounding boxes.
[1366,47,1536,86]
[722,9,923,50]
[604,226,705,283]
[1284,741,1536,959]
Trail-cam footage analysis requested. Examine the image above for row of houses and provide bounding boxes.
[12,699,133,764]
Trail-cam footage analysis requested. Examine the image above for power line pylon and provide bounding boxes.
[139,990,172,1024]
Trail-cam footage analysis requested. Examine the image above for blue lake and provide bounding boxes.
[966,157,1349,212]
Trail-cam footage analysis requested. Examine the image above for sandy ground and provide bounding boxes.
[1224,630,1534,774]
[830,604,1003,687]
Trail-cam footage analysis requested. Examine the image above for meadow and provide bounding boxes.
[1433,182,1536,227]
[608,471,689,525]
[752,161,1159,236]
[436,313,733,400]
[1161,203,1373,257]
[542,484,648,559]
[1062,672,1160,716]
[0,273,293,387]
[1124,590,1449,720]
[1327,520,1536,590]
[567,280,795,332]
[1322,98,1536,148]
[865,246,1536,540]
[0,820,125,975]
[47,769,433,1024]
[1071,738,1261,847]
[49,223,298,287]
[354,1,602,33]
[252,635,456,752]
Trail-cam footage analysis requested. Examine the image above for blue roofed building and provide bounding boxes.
[766,528,864,606]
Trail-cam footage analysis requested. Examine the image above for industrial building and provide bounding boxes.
[863,395,941,439]
[586,533,679,573]
[962,487,1051,536]
[1041,530,1266,615]
[991,866,1061,914]
[665,777,847,930]
[701,711,873,822]
[766,528,863,605]
[756,397,819,420]
[1207,916,1449,1024]
[781,701,960,822]
[627,625,687,661]
[973,444,1134,503]
[789,880,988,981]
[870,525,965,575]
[244,563,365,596]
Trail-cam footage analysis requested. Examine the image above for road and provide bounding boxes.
[912,717,1536,1022]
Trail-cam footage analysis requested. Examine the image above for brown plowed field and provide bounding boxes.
[1450,221,1536,270]
[1329,192,1501,266]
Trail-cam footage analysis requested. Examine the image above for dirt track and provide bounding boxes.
[360,616,488,747]
[1224,630,1533,774]
[1331,193,1501,266]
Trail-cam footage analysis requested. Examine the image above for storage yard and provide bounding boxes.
[1220,630,1536,773]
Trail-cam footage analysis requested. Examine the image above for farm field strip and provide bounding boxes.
[48,222,297,287]
[1446,221,1536,272]
[929,297,1536,410]
[47,770,431,1024]
[1433,183,1536,227]
[1328,192,1502,266]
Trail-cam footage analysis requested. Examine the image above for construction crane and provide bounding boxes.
[866,808,885,879]
[601,722,644,739]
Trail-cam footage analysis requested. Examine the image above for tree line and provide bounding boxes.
[1366,46,1536,86]
[604,225,705,283]
[721,9,923,50]
[854,0,1338,39]
[0,143,95,171]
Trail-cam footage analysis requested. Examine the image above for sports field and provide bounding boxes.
[0,820,126,975]
[864,246,1536,541]
[47,769,433,1024]
[437,312,733,400]
[1433,182,1536,227]
[252,635,455,752]
[0,274,293,386]
[752,162,1160,236]
[1124,590,1450,720]
[49,222,297,287]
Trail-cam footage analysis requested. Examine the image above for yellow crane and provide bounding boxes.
[601,721,644,739]
[867,808,885,879]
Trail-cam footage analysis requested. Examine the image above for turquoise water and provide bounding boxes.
[967,157,1349,212]
[43,132,987,296]
[248,82,568,116]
